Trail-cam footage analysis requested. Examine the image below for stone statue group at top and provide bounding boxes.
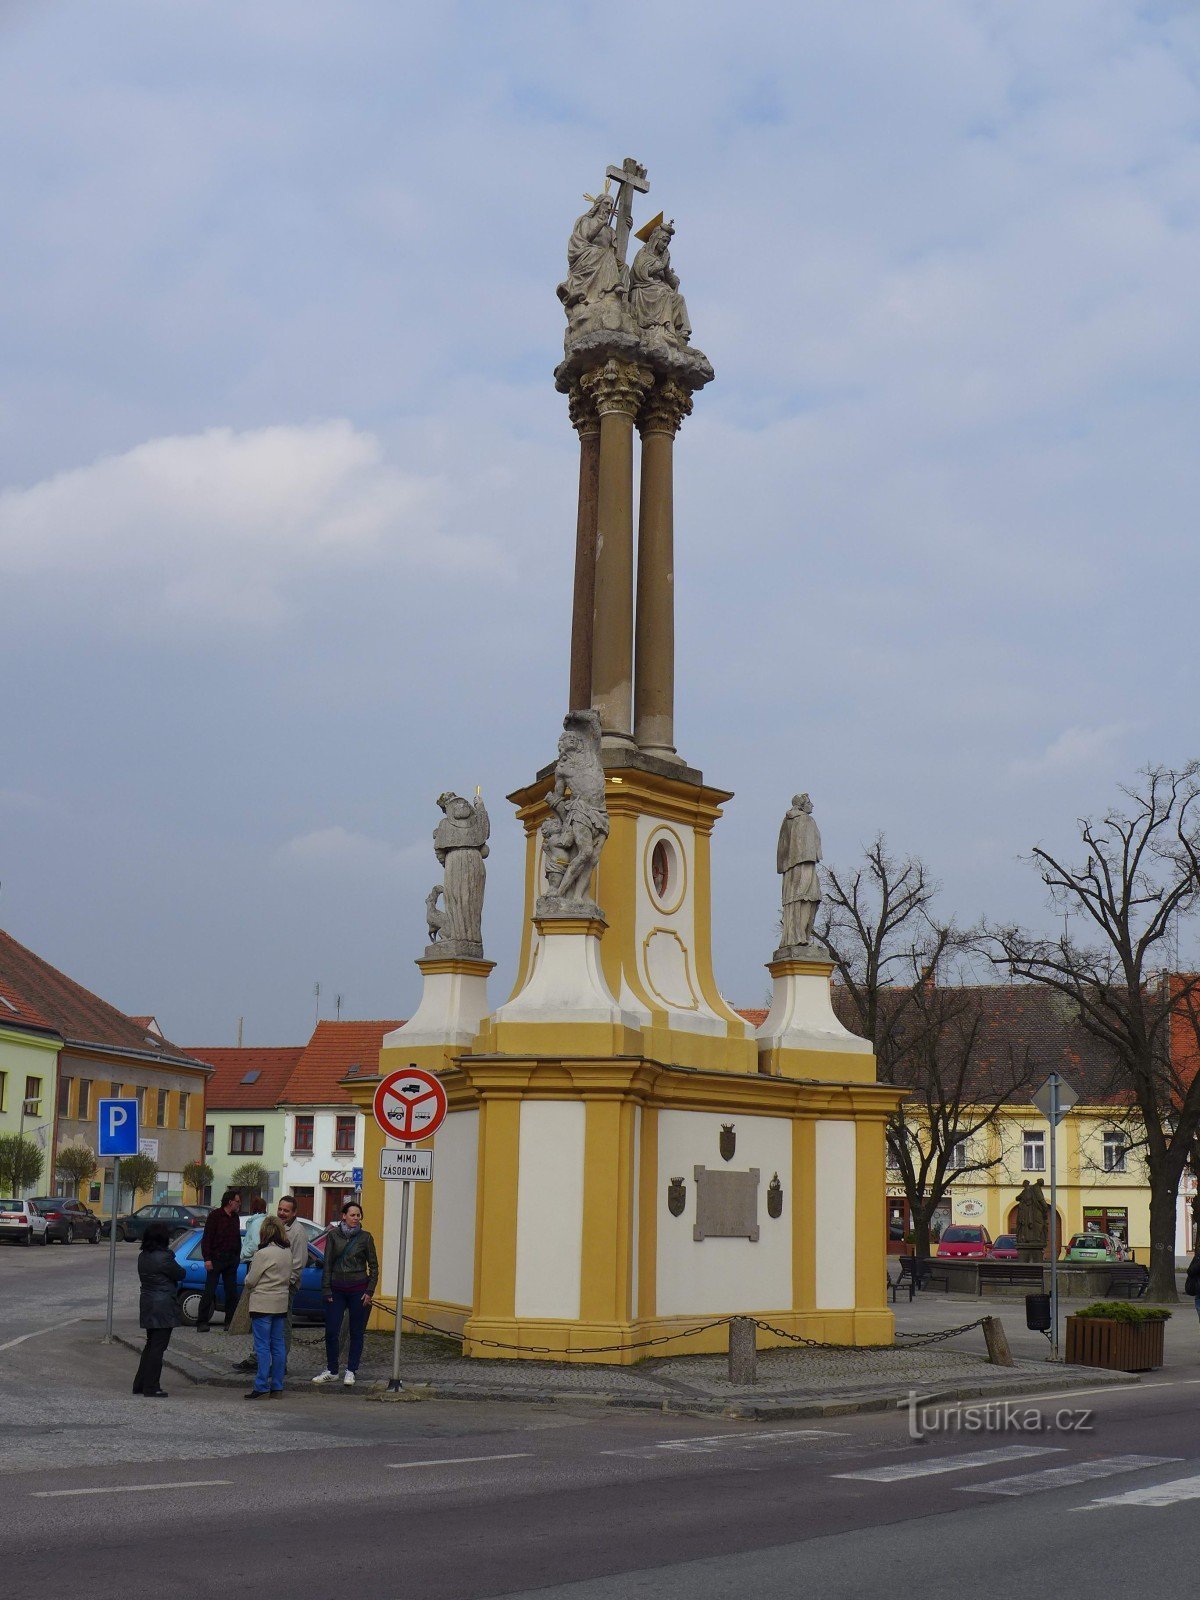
[553,158,713,394]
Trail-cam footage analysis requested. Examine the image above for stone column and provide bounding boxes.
[634,380,692,760]
[567,383,600,714]
[580,358,652,749]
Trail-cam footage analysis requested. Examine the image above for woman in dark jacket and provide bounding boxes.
[133,1221,184,1397]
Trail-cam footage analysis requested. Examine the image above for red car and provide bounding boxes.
[936,1224,993,1259]
[989,1234,1019,1261]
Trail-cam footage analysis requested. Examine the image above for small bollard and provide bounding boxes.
[982,1315,1015,1368]
[728,1317,757,1384]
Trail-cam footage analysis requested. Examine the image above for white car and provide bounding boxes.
[0,1199,50,1246]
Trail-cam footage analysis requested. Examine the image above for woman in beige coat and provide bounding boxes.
[244,1215,292,1399]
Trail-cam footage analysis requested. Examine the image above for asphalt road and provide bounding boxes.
[4,1241,1200,1599]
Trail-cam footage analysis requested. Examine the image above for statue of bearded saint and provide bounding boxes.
[431,791,490,955]
[540,709,609,909]
[776,793,822,951]
[556,192,627,337]
[629,221,691,347]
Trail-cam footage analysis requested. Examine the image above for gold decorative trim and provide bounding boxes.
[640,927,699,1011]
[415,957,497,978]
[767,958,835,978]
[533,916,607,938]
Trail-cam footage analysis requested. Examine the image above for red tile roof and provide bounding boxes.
[185,1046,305,1110]
[0,927,202,1066]
[280,1020,404,1106]
[736,1008,768,1028]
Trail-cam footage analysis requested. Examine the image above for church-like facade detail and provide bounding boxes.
[346,159,904,1363]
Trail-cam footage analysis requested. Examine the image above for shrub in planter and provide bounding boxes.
[1066,1302,1170,1371]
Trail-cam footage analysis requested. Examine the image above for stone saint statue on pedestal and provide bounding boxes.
[538,709,610,916]
[1014,1178,1050,1262]
[775,793,824,956]
[629,221,691,348]
[426,791,489,959]
[557,191,627,343]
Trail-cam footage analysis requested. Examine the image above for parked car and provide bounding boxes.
[101,1202,211,1242]
[29,1197,102,1244]
[1063,1231,1126,1263]
[0,1199,50,1246]
[988,1234,1019,1261]
[936,1224,993,1259]
[172,1219,330,1325]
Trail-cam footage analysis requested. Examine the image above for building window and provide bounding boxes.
[335,1116,356,1153]
[293,1115,314,1152]
[137,1086,148,1121]
[58,1077,73,1117]
[24,1076,42,1114]
[1022,1130,1046,1172]
[156,1088,168,1127]
[204,1124,214,1156]
[886,1142,902,1170]
[177,1092,189,1130]
[78,1079,92,1119]
[1102,1131,1128,1173]
[111,1082,123,1100]
[230,1125,264,1155]
[949,1138,970,1168]
[0,1071,7,1112]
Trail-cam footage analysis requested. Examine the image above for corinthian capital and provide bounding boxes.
[566,381,600,438]
[579,357,654,419]
[638,379,693,438]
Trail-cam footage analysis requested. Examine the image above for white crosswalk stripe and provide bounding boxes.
[959,1455,1180,1497]
[834,1445,1063,1482]
[1084,1473,1200,1509]
[602,1428,846,1460]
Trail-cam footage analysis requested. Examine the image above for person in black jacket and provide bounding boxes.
[196,1188,242,1331]
[133,1222,184,1397]
[1185,1246,1200,1313]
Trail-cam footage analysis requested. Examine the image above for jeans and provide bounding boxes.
[251,1312,286,1393]
[198,1257,240,1326]
[324,1287,369,1373]
[133,1327,172,1393]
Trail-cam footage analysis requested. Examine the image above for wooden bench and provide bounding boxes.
[977,1262,1046,1293]
[889,1256,951,1301]
[1105,1263,1149,1299]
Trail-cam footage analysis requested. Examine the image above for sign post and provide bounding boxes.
[371,1067,447,1392]
[97,1097,140,1343]
[1033,1072,1078,1361]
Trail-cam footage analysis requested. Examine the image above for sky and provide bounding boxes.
[2,1,1199,1045]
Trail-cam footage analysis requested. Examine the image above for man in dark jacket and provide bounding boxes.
[196,1189,242,1331]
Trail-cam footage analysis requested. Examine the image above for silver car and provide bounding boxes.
[0,1199,49,1246]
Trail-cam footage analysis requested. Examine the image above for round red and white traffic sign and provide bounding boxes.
[373,1067,448,1144]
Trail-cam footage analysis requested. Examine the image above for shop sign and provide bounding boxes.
[957,1197,985,1218]
[319,1168,356,1184]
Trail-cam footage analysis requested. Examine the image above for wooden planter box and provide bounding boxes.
[1064,1315,1165,1372]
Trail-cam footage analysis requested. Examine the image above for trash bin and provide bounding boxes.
[1026,1292,1051,1332]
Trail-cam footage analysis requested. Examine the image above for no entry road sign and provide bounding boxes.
[372,1067,448,1144]
[97,1098,140,1157]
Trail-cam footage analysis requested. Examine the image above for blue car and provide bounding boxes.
[172,1220,331,1325]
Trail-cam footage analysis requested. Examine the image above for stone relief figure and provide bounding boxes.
[428,791,489,957]
[539,709,609,914]
[424,885,447,947]
[629,221,691,348]
[557,191,628,341]
[775,793,823,953]
[1015,1178,1050,1256]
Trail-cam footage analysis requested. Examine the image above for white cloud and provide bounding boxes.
[274,826,425,883]
[1008,724,1130,782]
[0,421,498,632]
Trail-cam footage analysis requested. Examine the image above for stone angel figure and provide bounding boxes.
[539,709,609,912]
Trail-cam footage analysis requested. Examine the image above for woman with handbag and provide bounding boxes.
[133,1221,184,1397]
[242,1214,292,1399]
[312,1200,378,1388]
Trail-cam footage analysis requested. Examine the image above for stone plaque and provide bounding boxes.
[693,1165,760,1242]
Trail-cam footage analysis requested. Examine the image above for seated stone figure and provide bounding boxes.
[629,221,691,347]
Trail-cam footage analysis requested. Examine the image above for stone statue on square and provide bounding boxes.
[775,793,824,955]
[539,709,610,915]
[557,189,628,343]
[629,220,691,348]
[428,791,489,958]
[1015,1179,1050,1261]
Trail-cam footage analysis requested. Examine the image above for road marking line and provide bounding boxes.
[836,1445,1062,1482]
[656,1428,846,1451]
[1082,1473,1200,1509]
[0,1316,85,1352]
[32,1480,232,1498]
[960,1454,1180,1497]
[386,1452,531,1470]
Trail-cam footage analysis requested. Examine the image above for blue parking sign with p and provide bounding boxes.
[98,1098,139,1157]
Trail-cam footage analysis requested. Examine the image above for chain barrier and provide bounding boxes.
[373,1300,990,1359]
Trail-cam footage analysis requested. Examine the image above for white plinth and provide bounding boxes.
[384,957,494,1050]
[490,919,644,1031]
[755,958,872,1057]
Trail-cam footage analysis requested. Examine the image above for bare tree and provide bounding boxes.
[823,837,1032,1256]
[992,763,1200,1301]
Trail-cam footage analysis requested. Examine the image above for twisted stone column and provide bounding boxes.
[567,384,601,714]
[634,380,692,761]
[580,358,653,747]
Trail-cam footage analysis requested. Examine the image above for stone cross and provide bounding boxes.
[606,157,649,264]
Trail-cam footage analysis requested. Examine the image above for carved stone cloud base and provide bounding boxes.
[535,894,605,923]
[554,327,713,396]
[425,938,485,961]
